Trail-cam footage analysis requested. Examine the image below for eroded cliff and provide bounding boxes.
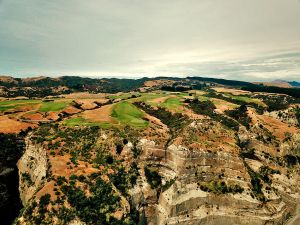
[14,95,300,225]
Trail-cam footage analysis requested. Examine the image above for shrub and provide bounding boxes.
[144,166,162,189]
[225,104,251,128]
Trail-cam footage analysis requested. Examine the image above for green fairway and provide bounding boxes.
[127,92,167,103]
[0,99,41,112]
[39,101,69,112]
[161,97,182,111]
[0,99,40,105]
[63,117,110,127]
[108,93,138,100]
[0,105,16,112]
[111,101,148,128]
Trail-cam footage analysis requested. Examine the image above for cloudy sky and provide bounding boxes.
[0,0,300,81]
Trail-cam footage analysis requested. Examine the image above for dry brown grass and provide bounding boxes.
[22,113,44,120]
[253,81,292,88]
[248,108,299,140]
[0,115,36,133]
[82,104,114,123]
[62,106,81,115]
[62,92,107,99]
[257,114,298,140]
[212,98,238,112]
[213,87,251,95]
[144,79,175,87]
[46,112,60,121]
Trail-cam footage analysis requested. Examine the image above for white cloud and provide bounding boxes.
[0,0,299,81]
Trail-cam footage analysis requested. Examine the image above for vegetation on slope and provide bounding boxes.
[133,101,190,133]
[188,99,240,131]
[225,105,251,129]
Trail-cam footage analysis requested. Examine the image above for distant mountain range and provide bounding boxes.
[254,79,300,88]
[0,75,299,98]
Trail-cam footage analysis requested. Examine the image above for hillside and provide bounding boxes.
[254,80,300,89]
[1,77,300,225]
[1,75,300,98]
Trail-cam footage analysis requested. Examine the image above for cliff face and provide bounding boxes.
[17,135,47,206]
[14,111,300,225]
[135,118,300,225]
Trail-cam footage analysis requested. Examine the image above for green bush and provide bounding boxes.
[144,166,162,189]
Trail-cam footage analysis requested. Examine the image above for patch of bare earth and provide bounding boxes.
[149,96,170,104]
[22,113,44,120]
[82,104,113,122]
[248,108,298,140]
[258,115,298,140]
[75,100,98,110]
[50,154,98,178]
[62,106,81,115]
[212,98,238,112]
[0,115,36,133]
[61,92,107,99]
[46,112,60,121]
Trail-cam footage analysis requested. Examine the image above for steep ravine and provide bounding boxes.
[0,133,26,225]
[0,131,47,225]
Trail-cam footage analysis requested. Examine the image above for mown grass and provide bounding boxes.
[39,101,69,112]
[161,97,182,112]
[0,100,41,106]
[111,101,148,128]
[0,105,16,112]
[131,93,167,103]
[0,99,41,112]
[108,93,137,100]
[63,117,110,128]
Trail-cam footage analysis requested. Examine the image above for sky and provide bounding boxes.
[0,0,300,81]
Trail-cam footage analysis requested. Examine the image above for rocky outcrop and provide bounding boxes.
[155,142,296,225]
[17,135,47,205]
[135,116,300,225]
[13,115,300,225]
[265,107,299,126]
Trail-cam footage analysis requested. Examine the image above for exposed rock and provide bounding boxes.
[17,135,47,205]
